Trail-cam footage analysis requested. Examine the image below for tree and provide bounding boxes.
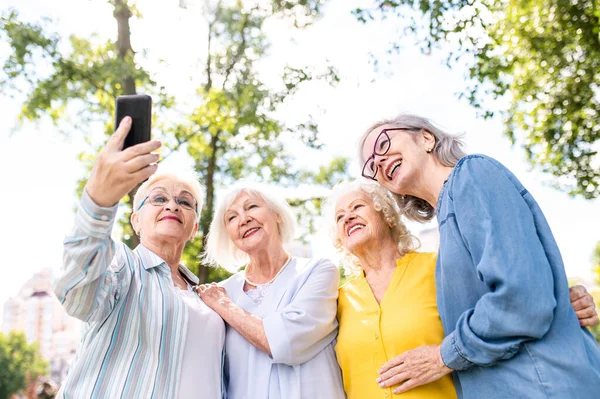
[354,0,600,198]
[1,0,348,282]
[0,331,48,399]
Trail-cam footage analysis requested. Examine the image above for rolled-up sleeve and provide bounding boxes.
[54,189,134,323]
[263,258,340,366]
[441,157,556,370]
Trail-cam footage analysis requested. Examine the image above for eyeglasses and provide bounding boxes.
[361,128,416,180]
[137,191,198,213]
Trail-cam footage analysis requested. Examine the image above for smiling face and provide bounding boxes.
[224,191,283,256]
[361,125,435,196]
[335,190,393,255]
[131,179,199,244]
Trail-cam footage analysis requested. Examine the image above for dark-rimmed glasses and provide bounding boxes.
[137,191,198,213]
[361,128,416,180]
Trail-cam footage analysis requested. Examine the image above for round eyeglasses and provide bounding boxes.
[137,191,198,213]
[362,128,416,180]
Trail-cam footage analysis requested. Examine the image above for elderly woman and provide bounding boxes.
[327,179,597,399]
[328,179,456,399]
[358,114,600,398]
[54,117,225,398]
[199,183,345,399]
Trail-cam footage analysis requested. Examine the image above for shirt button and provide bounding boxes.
[374,333,379,340]
[384,392,389,397]
[101,215,109,221]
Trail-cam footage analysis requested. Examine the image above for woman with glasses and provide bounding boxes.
[357,114,600,398]
[198,183,345,399]
[54,117,225,399]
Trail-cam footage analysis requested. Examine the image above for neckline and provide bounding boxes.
[244,253,292,287]
[359,254,412,308]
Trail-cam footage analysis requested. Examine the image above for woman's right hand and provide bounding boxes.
[85,116,161,207]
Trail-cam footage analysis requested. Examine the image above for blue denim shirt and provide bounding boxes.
[436,154,600,399]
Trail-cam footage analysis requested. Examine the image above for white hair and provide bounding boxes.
[358,114,466,222]
[323,179,419,276]
[203,183,297,272]
[133,170,204,222]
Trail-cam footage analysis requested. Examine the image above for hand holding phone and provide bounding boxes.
[114,94,152,150]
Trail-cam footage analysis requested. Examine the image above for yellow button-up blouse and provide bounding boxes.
[335,252,457,399]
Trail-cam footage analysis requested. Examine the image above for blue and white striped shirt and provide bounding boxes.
[54,190,222,398]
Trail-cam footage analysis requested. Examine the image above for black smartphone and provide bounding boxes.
[114,94,152,150]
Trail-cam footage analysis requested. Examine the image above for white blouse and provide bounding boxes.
[177,284,225,399]
[221,257,346,399]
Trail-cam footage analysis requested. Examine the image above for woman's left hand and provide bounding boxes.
[377,345,452,394]
[196,283,231,310]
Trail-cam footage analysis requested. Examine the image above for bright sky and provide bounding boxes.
[2,0,599,323]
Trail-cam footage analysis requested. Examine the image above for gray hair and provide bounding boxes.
[203,183,297,272]
[358,114,466,222]
[323,179,419,276]
[133,170,204,222]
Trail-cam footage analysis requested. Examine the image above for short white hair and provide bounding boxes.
[203,183,297,271]
[133,170,204,222]
[323,179,419,276]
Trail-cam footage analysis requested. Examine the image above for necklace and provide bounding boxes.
[245,253,292,287]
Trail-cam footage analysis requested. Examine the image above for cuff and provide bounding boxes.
[75,188,119,238]
[440,331,474,371]
[263,313,291,364]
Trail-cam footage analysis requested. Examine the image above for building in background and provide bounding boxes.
[2,268,81,383]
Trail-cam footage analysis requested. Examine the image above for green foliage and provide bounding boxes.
[355,0,600,198]
[0,331,48,398]
[1,1,349,282]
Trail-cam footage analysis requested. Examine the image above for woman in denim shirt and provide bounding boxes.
[357,114,600,399]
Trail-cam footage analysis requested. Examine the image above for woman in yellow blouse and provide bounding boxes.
[327,179,598,398]
[328,179,455,399]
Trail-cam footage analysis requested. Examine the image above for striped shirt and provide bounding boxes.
[54,190,223,398]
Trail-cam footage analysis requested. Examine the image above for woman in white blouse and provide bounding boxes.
[199,183,345,399]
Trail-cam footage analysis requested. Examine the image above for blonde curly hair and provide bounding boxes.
[323,179,420,276]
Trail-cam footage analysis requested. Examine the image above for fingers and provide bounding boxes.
[393,378,419,395]
[377,364,408,387]
[379,355,404,374]
[571,293,595,312]
[580,314,599,327]
[107,117,132,151]
[576,306,597,320]
[570,285,587,302]
[125,153,160,173]
[122,139,162,160]
[131,163,158,184]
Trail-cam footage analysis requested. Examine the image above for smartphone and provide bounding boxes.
[114,94,152,150]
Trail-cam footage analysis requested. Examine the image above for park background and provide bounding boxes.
[1,0,599,397]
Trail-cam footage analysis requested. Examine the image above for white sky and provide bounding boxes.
[2,0,599,322]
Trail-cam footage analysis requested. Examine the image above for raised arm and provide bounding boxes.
[54,116,160,322]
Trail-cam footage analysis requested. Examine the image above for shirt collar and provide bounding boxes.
[135,245,200,285]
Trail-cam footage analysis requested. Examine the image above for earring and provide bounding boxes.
[426,148,433,153]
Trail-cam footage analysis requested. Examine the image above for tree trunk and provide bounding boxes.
[113,0,139,249]
[198,130,220,282]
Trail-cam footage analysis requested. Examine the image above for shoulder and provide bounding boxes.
[448,154,520,198]
[404,251,437,266]
[220,271,244,289]
[338,275,361,296]
[452,154,506,180]
[292,257,337,274]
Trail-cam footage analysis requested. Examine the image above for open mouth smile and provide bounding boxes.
[385,159,403,179]
[347,223,366,236]
[242,227,260,238]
